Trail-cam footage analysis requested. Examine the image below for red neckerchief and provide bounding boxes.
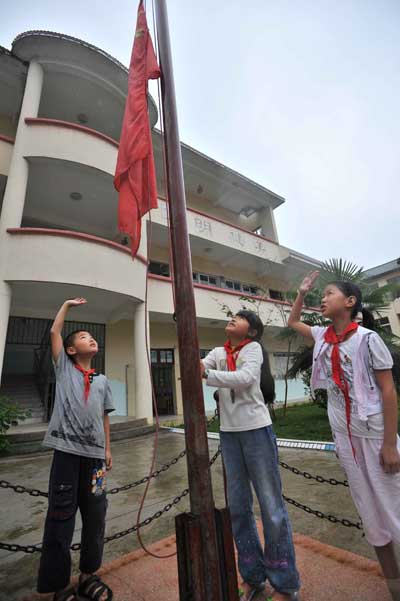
[324,322,359,459]
[74,364,97,404]
[224,338,252,371]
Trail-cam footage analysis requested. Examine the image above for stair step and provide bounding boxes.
[109,418,148,432]
[24,410,45,418]
[4,397,43,404]
[23,416,46,425]
[110,425,156,442]
[7,424,156,455]
[2,390,43,394]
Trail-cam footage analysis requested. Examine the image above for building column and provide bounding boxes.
[134,302,153,422]
[0,282,12,385]
[105,319,136,417]
[0,60,43,233]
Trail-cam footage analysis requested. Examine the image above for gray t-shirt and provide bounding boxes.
[43,349,115,458]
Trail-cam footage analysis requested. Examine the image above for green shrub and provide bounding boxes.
[0,396,30,452]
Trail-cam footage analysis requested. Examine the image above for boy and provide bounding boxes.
[31,298,114,601]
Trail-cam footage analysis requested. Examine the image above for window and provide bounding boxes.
[151,349,174,364]
[149,261,170,277]
[198,273,219,287]
[242,284,259,296]
[269,289,284,301]
[160,350,174,363]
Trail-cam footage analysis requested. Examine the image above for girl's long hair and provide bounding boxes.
[236,310,275,403]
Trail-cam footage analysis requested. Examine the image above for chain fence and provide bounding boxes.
[0,413,364,554]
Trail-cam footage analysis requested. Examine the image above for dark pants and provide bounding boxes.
[37,450,108,593]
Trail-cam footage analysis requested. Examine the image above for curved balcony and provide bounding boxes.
[24,118,118,175]
[0,134,14,177]
[4,228,147,300]
[12,30,158,132]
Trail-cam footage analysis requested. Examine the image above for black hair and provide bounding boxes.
[63,330,93,362]
[329,281,375,330]
[236,310,264,340]
[235,310,275,403]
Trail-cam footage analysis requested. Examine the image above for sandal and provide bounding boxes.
[78,575,113,600]
[54,587,78,601]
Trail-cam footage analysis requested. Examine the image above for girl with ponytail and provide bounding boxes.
[201,311,300,601]
[289,273,400,601]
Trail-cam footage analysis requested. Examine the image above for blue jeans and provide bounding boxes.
[220,426,300,594]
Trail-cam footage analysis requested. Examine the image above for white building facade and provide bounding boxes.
[364,258,400,337]
[0,31,320,424]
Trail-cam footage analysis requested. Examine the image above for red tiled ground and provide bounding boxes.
[95,529,390,601]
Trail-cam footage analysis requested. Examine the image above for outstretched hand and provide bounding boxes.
[298,271,319,295]
[65,297,87,307]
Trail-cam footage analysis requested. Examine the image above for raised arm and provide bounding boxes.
[50,298,87,361]
[287,271,319,341]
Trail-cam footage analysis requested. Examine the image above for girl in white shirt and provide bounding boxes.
[288,273,400,601]
[202,310,300,601]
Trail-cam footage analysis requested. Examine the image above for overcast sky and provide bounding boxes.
[3,0,399,269]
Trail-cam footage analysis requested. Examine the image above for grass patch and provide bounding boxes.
[174,401,400,442]
[206,403,333,441]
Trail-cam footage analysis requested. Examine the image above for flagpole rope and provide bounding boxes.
[152,0,176,312]
[134,0,179,560]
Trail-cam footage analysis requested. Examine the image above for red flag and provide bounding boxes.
[114,0,161,257]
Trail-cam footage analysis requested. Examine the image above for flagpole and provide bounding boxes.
[153,2,225,600]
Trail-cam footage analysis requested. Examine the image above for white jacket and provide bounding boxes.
[203,342,272,432]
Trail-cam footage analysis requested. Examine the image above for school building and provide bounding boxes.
[364,258,400,337]
[0,31,321,425]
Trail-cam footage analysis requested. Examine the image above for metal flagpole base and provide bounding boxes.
[176,509,239,601]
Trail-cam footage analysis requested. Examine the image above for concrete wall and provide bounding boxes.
[0,139,13,176]
[105,320,135,416]
[370,270,400,336]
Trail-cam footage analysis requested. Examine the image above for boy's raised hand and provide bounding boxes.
[51,298,88,362]
[299,271,319,295]
[65,297,87,307]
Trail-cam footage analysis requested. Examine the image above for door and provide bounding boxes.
[151,348,175,415]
